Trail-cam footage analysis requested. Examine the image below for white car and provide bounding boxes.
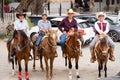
[51,17,95,45]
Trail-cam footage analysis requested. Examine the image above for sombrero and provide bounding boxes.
[16,11,26,18]
[96,12,106,19]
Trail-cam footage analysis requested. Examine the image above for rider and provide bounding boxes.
[35,12,51,47]
[90,12,115,63]
[8,11,29,59]
[58,9,79,57]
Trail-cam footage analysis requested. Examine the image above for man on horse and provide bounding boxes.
[35,12,57,57]
[90,12,115,63]
[8,11,29,59]
[58,9,82,57]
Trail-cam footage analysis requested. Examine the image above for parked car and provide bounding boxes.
[50,17,95,45]
[76,14,120,42]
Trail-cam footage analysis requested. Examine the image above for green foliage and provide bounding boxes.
[4,0,10,5]
[26,18,34,28]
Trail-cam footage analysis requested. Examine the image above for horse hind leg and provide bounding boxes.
[98,64,101,78]
[40,54,44,71]
[11,59,15,76]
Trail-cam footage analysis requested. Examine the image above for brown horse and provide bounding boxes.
[94,33,110,79]
[38,30,57,80]
[10,30,31,80]
[65,31,81,80]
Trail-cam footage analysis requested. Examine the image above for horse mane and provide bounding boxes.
[13,30,28,39]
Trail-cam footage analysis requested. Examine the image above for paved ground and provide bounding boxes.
[0,39,120,80]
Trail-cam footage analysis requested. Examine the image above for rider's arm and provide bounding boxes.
[37,20,44,32]
[73,19,78,32]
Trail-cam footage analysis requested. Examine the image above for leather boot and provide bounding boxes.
[90,50,96,63]
[109,48,115,61]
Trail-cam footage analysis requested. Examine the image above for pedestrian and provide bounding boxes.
[90,12,115,63]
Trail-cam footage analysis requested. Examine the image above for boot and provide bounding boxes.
[90,50,96,63]
[109,48,115,61]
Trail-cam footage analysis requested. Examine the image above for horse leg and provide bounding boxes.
[18,60,22,80]
[75,57,80,78]
[100,60,103,70]
[33,49,36,70]
[68,57,72,80]
[15,56,18,70]
[65,56,67,67]
[44,57,49,80]
[11,59,15,76]
[25,59,29,80]
[40,54,44,71]
[98,63,101,78]
[50,58,54,80]
[104,63,107,77]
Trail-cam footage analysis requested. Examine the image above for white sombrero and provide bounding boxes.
[67,9,75,14]
[96,12,106,19]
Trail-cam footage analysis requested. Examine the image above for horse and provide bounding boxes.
[94,33,110,79]
[9,30,31,80]
[38,30,57,80]
[65,31,81,80]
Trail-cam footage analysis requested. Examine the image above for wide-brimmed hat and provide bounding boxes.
[67,9,75,14]
[96,12,106,19]
[16,11,26,18]
[42,12,47,16]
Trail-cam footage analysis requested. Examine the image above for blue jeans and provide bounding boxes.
[35,32,45,46]
[90,34,115,50]
[60,34,67,52]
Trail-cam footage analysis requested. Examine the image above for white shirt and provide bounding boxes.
[95,20,109,34]
[38,20,52,31]
[14,19,29,33]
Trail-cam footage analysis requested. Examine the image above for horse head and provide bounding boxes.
[47,30,58,47]
[98,33,109,55]
[12,30,28,51]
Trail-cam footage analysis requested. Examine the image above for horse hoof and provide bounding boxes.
[97,77,101,80]
[69,75,72,80]
[18,78,22,80]
[77,75,80,78]
[26,78,29,80]
[12,70,15,76]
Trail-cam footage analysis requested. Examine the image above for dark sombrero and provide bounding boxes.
[16,11,26,18]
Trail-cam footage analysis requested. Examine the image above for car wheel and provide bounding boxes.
[108,31,119,42]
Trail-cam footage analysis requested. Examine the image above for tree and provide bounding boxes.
[16,0,44,15]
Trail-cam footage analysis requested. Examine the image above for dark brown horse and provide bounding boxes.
[65,31,81,80]
[9,30,31,80]
[38,30,57,80]
[94,33,110,79]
